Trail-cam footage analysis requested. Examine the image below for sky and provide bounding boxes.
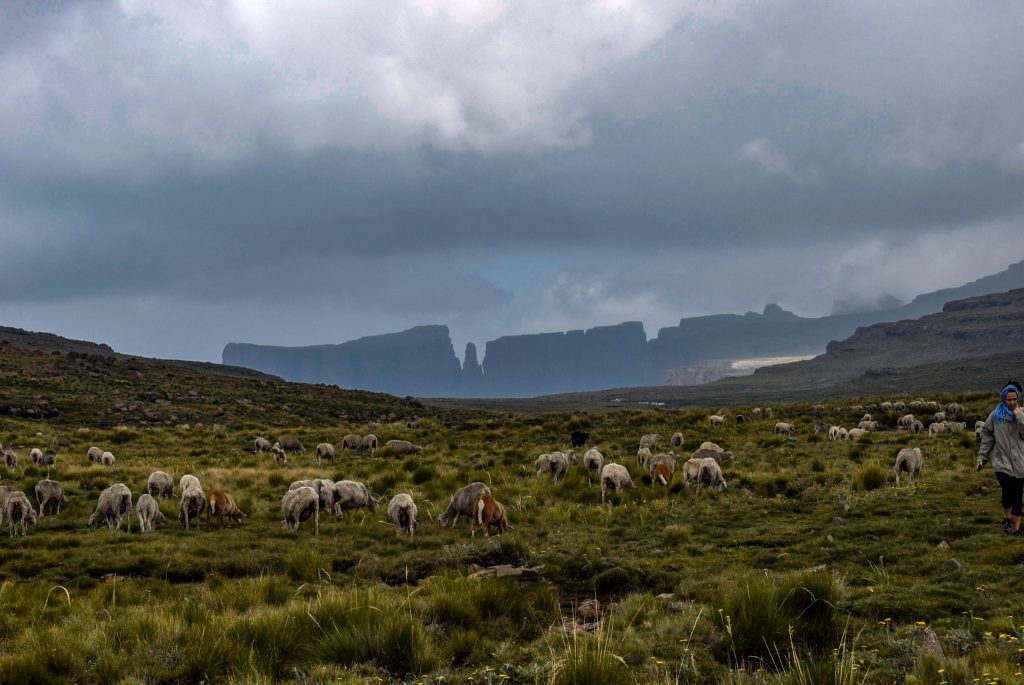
[2,0,1024,364]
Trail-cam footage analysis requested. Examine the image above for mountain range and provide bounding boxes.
[223,260,1024,398]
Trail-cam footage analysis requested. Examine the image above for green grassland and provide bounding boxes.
[1,344,1023,684]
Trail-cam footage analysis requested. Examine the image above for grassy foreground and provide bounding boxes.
[1,389,1022,684]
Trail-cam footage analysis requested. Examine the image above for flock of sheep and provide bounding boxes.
[0,395,969,539]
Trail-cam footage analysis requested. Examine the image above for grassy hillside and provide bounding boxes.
[2,333,1023,683]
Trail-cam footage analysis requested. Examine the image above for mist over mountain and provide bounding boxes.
[222,260,1024,398]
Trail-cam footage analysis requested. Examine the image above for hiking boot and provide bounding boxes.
[1014,527,1024,537]
[1004,518,1014,534]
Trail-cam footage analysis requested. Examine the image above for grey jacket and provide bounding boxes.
[977,409,1024,478]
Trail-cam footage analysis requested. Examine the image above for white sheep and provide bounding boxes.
[709,415,726,427]
[600,463,634,503]
[828,425,842,440]
[29,448,43,465]
[88,484,132,532]
[387,493,418,538]
[583,448,604,473]
[893,447,923,486]
[3,448,17,469]
[385,439,424,454]
[254,437,272,453]
[179,474,201,492]
[4,491,37,537]
[315,443,336,464]
[897,414,916,430]
[546,451,570,483]
[148,471,174,499]
[928,421,948,435]
[699,441,724,452]
[639,433,661,450]
[289,479,338,517]
[282,486,319,535]
[696,458,727,491]
[682,458,702,486]
[179,484,206,531]
[100,451,116,467]
[858,421,879,432]
[636,447,652,470]
[332,480,377,519]
[838,427,850,440]
[847,428,868,440]
[690,447,733,464]
[774,422,794,436]
[670,432,684,448]
[136,493,166,532]
[87,446,104,462]
[34,479,68,516]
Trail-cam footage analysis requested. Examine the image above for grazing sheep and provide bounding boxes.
[341,434,363,450]
[333,480,377,519]
[0,486,11,526]
[690,447,733,464]
[136,494,166,532]
[282,486,319,535]
[836,427,849,440]
[5,491,37,537]
[879,402,892,411]
[387,494,418,538]
[385,439,423,455]
[893,402,906,411]
[148,471,174,499]
[812,404,825,417]
[975,420,986,437]
[928,421,948,435]
[583,448,604,473]
[828,425,842,440]
[39,450,56,467]
[858,421,879,432]
[315,443,336,464]
[178,485,206,531]
[933,411,946,424]
[437,482,491,528]
[735,415,746,424]
[289,479,338,516]
[682,458,703,486]
[88,484,132,532]
[639,434,661,450]
[570,431,590,449]
[34,479,68,516]
[207,489,246,529]
[911,420,925,434]
[179,474,201,492]
[648,452,678,477]
[860,414,872,424]
[277,435,305,453]
[29,448,43,465]
[636,447,652,470]
[363,434,378,455]
[600,463,634,503]
[546,451,570,483]
[947,422,967,434]
[709,415,726,427]
[774,422,794,436]
[652,462,673,486]
[696,458,727,491]
[254,437,272,453]
[946,403,965,421]
[764,407,774,418]
[847,428,868,440]
[898,414,916,430]
[534,453,552,475]
[752,408,762,416]
[699,441,723,452]
[271,444,287,463]
[471,494,508,538]
[87,446,104,462]
[100,451,115,467]
[3,448,18,469]
[893,447,923,486]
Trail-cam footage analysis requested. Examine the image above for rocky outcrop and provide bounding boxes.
[223,325,463,397]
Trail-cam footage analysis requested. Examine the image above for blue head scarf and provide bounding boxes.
[996,383,1022,422]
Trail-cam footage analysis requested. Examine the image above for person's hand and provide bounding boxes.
[1015,406,1023,418]
[977,462,984,472]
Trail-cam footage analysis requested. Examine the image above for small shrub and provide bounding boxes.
[853,462,888,491]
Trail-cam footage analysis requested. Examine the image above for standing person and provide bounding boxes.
[977,382,1024,534]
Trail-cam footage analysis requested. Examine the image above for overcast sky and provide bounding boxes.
[2,0,1024,363]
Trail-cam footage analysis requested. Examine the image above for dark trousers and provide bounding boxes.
[996,471,1024,516]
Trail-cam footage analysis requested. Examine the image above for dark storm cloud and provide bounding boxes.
[1,0,1024,360]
